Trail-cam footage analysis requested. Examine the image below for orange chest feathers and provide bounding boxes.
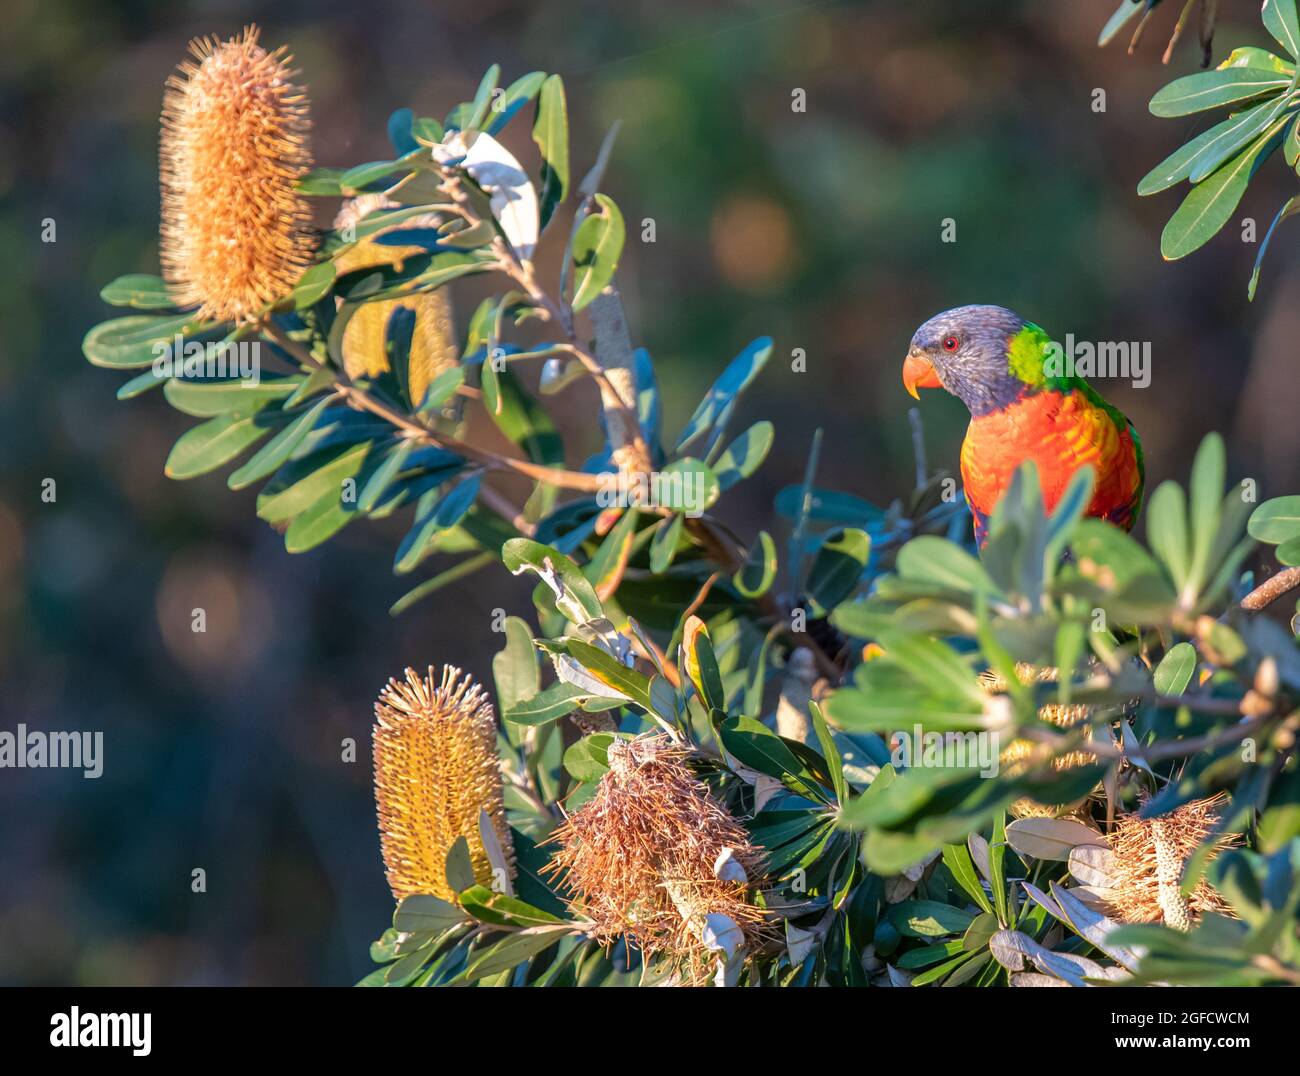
[959,390,1141,524]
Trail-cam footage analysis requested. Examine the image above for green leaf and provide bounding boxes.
[805,528,870,616]
[257,443,371,525]
[357,439,416,512]
[1161,117,1290,260]
[649,513,685,574]
[462,925,571,981]
[675,337,774,453]
[1277,535,1300,565]
[416,366,465,412]
[503,681,588,726]
[394,475,483,574]
[1248,194,1300,300]
[164,413,276,480]
[733,530,778,598]
[532,75,569,230]
[809,700,848,805]
[1219,46,1295,74]
[719,715,825,799]
[1154,641,1198,696]
[338,151,423,195]
[83,313,218,369]
[1263,0,1300,59]
[493,616,540,715]
[163,376,302,417]
[226,397,331,491]
[563,732,628,782]
[389,552,495,616]
[501,539,603,623]
[99,274,175,310]
[1146,481,1190,588]
[1139,113,1257,195]
[570,194,625,312]
[292,261,337,309]
[464,64,501,132]
[655,457,720,513]
[713,420,775,489]
[895,535,997,594]
[682,616,726,712]
[565,638,654,711]
[393,894,465,933]
[875,630,986,707]
[1249,496,1300,544]
[298,167,345,196]
[283,483,355,553]
[1098,0,1143,46]
[1187,431,1226,592]
[487,70,548,135]
[888,900,977,938]
[990,811,1011,927]
[1186,96,1294,183]
[1148,68,1289,117]
[444,837,476,894]
[943,844,994,915]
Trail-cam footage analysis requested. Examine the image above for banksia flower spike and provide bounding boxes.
[1103,795,1237,929]
[980,664,1097,819]
[372,666,515,903]
[160,24,316,323]
[332,197,458,409]
[546,735,768,985]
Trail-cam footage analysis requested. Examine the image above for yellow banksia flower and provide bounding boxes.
[546,735,768,984]
[1104,795,1237,928]
[333,197,458,409]
[372,666,514,903]
[980,664,1097,819]
[160,25,315,323]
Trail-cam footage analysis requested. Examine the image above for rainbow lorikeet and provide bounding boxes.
[902,305,1144,546]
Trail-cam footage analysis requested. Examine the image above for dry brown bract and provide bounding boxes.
[160,24,315,323]
[546,735,768,984]
[372,666,514,902]
[1104,794,1237,929]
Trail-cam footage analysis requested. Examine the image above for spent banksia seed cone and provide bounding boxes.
[159,24,315,323]
[546,735,768,984]
[372,666,515,902]
[1103,795,1237,928]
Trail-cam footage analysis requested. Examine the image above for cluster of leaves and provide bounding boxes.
[85,56,1300,987]
[360,432,1300,987]
[83,67,785,615]
[1134,0,1300,295]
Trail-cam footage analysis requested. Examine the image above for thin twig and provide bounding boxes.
[1241,567,1300,611]
[260,321,608,493]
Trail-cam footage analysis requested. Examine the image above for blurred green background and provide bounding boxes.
[2,0,1299,985]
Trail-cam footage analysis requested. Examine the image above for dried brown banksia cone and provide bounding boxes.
[546,735,767,984]
[332,197,458,409]
[372,666,515,902]
[1103,795,1237,929]
[980,664,1097,819]
[160,25,315,323]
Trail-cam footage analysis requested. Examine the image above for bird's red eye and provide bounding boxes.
[942,335,960,352]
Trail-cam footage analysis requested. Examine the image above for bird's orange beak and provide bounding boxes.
[902,351,942,399]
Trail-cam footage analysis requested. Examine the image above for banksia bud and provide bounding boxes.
[372,666,514,902]
[980,664,1097,819]
[546,735,767,984]
[332,197,458,409]
[1103,795,1237,927]
[160,25,315,323]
